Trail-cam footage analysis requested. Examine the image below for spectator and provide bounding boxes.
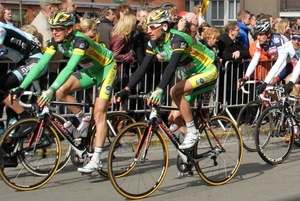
[3,8,13,27]
[161,2,178,28]
[197,22,211,43]
[110,13,136,92]
[177,12,199,40]
[79,18,97,39]
[31,0,61,46]
[96,6,115,49]
[59,0,76,13]
[136,7,148,24]
[218,21,250,115]
[236,10,251,49]
[272,17,282,32]
[192,4,205,25]
[114,3,132,26]
[248,14,257,44]
[202,27,221,66]
[277,18,290,40]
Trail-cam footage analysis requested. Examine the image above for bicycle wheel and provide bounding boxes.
[236,100,262,152]
[194,115,243,185]
[108,122,169,199]
[88,112,136,178]
[0,118,61,190]
[255,105,294,165]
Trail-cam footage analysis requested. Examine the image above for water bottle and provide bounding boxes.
[64,121,80,138]
[77,116,90,138]
[170,124,184,144]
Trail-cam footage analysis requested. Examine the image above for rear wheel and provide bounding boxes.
[0,118,61,190]
[195,115,243,185]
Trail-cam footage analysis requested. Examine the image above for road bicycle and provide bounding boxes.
[0,91,136,190]
[237,81,282,152]
[107,93,243,199]
[254,85,300,165]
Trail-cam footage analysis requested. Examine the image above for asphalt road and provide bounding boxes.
[1,146,300,201]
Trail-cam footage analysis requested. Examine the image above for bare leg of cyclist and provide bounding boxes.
[170,79,199,149]
[77,97,109,173]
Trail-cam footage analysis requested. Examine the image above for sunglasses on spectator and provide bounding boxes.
[292,36,300,42]
[50,27,67,32]
[146,24,162,30]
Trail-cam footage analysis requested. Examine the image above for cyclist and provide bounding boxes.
[237,19,289,89]
[0,15,43,126]
[114,8,218,149]
[11,11,118,173]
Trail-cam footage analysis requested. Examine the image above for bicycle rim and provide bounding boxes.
[0,118,61,190]
[108,122,169,199]
[195,115,243,185]
[255,105,293,165]
[237,100,261,152]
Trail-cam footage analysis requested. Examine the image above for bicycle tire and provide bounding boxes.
[236,100,262,152]
[108,122,169,199]
[0,118,61,190]
[194,115,243,185]
[255,105,294,165]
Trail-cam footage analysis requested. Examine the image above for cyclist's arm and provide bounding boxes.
[19,48,54,89]
[126,53,155,90]
[289,61,300,83]
[244,53,260,78]
[157,51,182,90]
[264,48,288,84]
[50,49,82,90]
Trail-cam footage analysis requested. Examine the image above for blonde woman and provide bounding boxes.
[79,18,98,40]
[277,18,290,40]
[109,13,136,91]
[202,27,221,65]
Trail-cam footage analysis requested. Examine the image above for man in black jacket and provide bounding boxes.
[217,21,250,116]
[96,7,115,49]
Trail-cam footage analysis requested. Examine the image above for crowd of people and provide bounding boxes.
[1,1,300,172]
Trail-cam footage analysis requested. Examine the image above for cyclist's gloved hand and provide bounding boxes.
[115,89,130,102]
[149,89,163,105]
[237,76,248,89]
[39,89,55,103]
[256,82,268,94]
[283,81,294,95]
[10,87,24,98]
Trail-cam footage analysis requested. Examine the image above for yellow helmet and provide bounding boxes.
[48,11,75,27]
[145,8,171,24]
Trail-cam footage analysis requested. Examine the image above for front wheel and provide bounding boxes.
[255,105,293,165]
[108,122,169,199]
[194,115,243,185]
[0,118,61,191]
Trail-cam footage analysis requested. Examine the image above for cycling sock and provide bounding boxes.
[75,109,86,123]
[91,147,103,164]
[186,120,197,134]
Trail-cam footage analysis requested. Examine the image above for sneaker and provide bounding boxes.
[178,132,199,149]
[284,133,299,143]
[77,160,102,173]
[77,117,90,138]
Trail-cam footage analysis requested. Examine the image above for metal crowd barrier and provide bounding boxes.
[0,58,276,125]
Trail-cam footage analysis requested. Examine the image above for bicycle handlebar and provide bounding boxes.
[18,91,39,109]
[240,80,258,94]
